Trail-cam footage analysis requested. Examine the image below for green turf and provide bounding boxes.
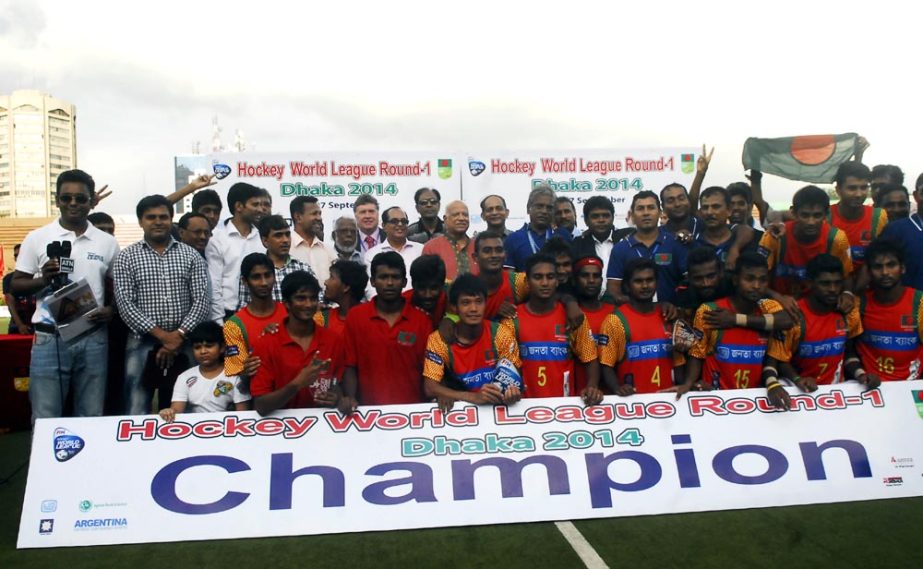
[1,429,921,568]
[0,317,8,334]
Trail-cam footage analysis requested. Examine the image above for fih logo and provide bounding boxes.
[212,163,232,180]
[53,427,85,462]
[468,158,486,177]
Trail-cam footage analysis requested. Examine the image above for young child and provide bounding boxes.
[159,321,251,422]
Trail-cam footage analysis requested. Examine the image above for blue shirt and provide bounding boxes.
[504,223,572,271]
[880,214,923,290]
[607,228,688,303]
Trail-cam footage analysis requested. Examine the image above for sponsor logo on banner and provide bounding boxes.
[438,159,453,179]
[39,519,54,535]
[891,456,914,469]
[212,162,232,179]
[53,427,84,462]
[40,500,57,513]
[468,158,486,177]
[913,390,923,418]
[681,153,695,174]
[73,518,128,531]
[79,500,92,513]
[883,476,904,487]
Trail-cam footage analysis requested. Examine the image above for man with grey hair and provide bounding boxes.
[331,216,363,263]
[422,200,478,281]
[504,184,572,271]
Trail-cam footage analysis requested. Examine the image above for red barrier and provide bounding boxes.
[0,335,33,432]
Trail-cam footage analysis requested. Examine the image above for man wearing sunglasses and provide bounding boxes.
[408,187,444,244]
[364,207,422,293]
[11,169,120,421]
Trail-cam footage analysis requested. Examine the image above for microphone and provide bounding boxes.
[45,240,74,290]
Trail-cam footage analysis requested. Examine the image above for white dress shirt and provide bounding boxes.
[290,230,337,284]
[205,218,265,320]
[363,239,422,295]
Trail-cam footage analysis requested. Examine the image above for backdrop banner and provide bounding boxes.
[461,149,697,231]
[201,152,464,238]
[18,382,923,548]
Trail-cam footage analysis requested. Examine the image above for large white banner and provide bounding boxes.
[462,148,697,231]
[204,152,464,236]
[19,382,923,548]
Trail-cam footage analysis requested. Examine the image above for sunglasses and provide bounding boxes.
[59,194,91,204]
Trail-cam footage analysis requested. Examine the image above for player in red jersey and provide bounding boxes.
[573,255,614,393]
[765,254,863,409]
[501,254,603,404]
[317,260,367,337]
[599,258,683,395]
[403,255,447,328]
[850,239,923,382]
[758,185,853,298]
[829,162,888,268]
[251,271,344,414]
[669,252,784,395]
[339,251,434,412]
[474,231,528,321]
[423,274,523,411]
[224,253,288,380]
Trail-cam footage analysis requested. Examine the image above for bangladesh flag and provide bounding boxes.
[913,390,923,419]
[741,133,859,183]
[438,158,452,180]
[681,153,695,174]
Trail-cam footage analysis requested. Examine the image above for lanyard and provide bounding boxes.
[527,227,552,254]
[911,214,923,233]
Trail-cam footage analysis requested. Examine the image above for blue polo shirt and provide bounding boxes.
[504,223,572,271]
[607,228,688,303]
[880,214,923,290]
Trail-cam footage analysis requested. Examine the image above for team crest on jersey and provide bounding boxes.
[835,317,848,334]
[654,253,672,265]
[397,331,417,346]
[213,381,234,397]
[860,230,872,244]
[484,350,497,366]
[554,324,568,341]
[901,314,915,330]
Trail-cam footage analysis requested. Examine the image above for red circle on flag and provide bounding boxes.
[790,135,837,166]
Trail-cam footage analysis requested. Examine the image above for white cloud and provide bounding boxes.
[1,0,921,214]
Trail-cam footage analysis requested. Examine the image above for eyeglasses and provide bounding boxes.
[59,194,90,204]
[387,218,410,226]
[417,199,439,207]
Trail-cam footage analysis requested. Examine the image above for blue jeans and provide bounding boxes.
[30,326,108,421]
[123,336,193,415]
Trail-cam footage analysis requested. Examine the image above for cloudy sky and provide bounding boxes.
[1,0,920,215]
